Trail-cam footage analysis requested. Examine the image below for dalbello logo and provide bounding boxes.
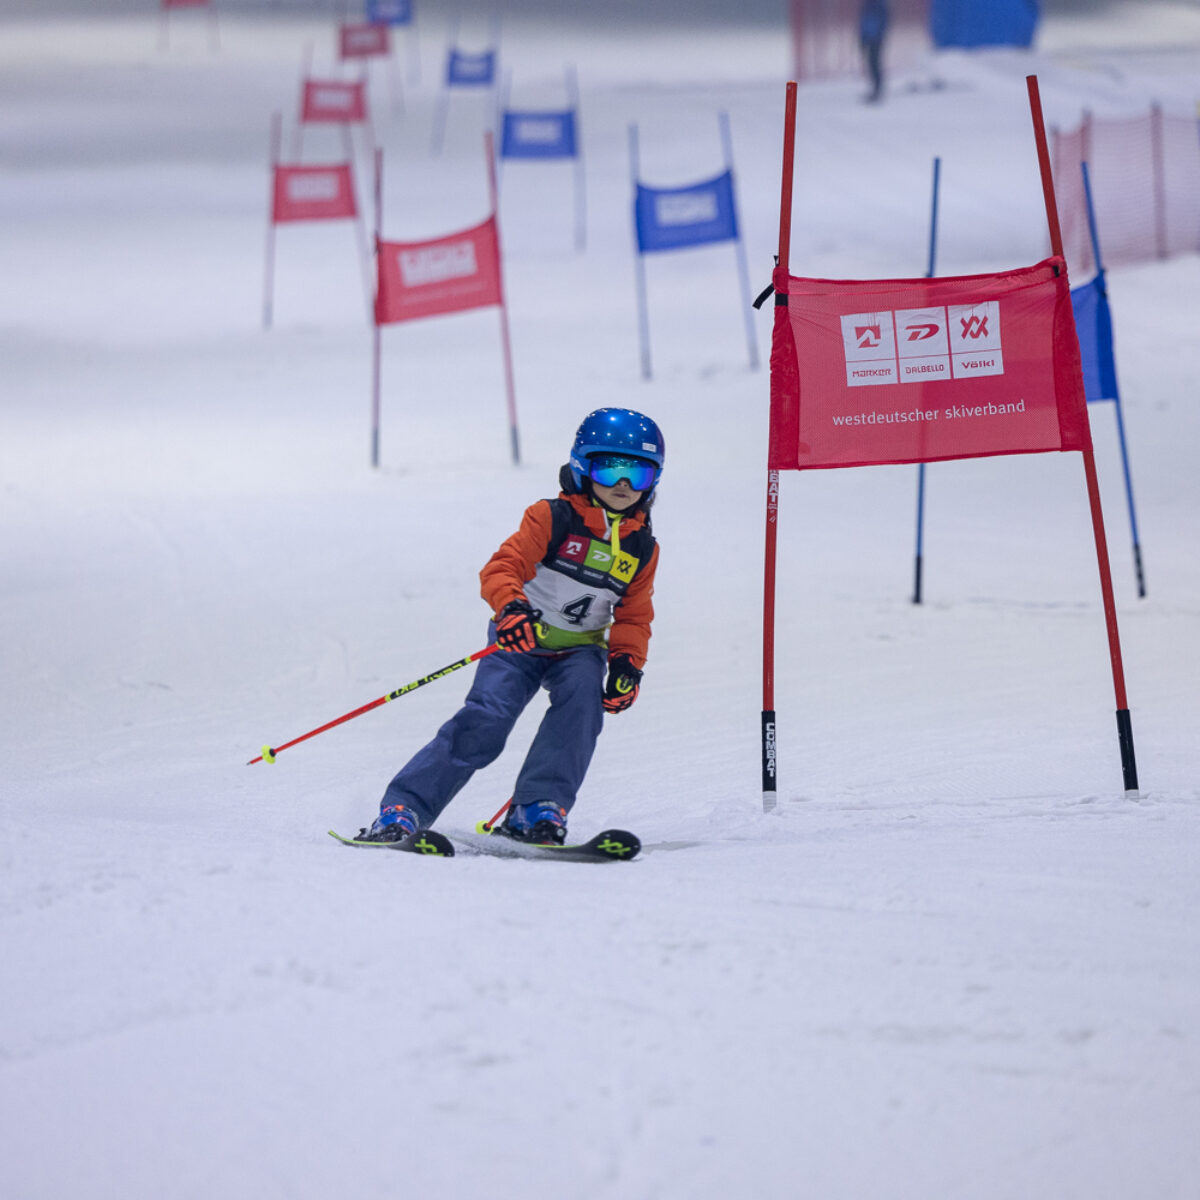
[906,323,940,341]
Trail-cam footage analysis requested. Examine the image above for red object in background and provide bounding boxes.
[339,23,390,60]
[768,257,1091,472]
[1052,104,1200,275]
[300,79,368,124]
[271,164,357,224]
[374,218,502,325]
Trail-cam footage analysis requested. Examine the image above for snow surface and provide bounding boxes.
[3,3,1199,1198]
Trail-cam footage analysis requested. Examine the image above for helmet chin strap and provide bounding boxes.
[591,491,644,518]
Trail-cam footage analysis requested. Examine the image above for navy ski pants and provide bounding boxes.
[379,640,606,828]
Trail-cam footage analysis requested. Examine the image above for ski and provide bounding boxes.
[463,821,641,862]
[327,828,455,857]
[327,824,639,862]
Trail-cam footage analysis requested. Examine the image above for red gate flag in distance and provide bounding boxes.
[272,165,357,224]
[375,218,502,325]
[340,22,390,59]
[768,256,1091,471]
[301,80,368,124]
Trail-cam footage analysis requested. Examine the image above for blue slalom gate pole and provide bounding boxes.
[629,123,653,380]
[912,156,940,604]
[1081,160,1146,597]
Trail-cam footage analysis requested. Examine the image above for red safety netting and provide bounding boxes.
[340,23,390,60]
[375,218,502,325]
[1053,106,1200,274]
[271,164,357,224]
[767,257,1090,471]
[300,79,368,124]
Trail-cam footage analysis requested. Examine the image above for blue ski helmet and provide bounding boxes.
[568,408,665,494]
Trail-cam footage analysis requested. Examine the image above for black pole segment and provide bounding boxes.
[761,710,777,810]
[1116,708,1139,793]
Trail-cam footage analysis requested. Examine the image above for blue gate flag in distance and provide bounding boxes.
[500,110,577,159]
[366,0,412,24]
[930,0,1038,48]
[635,170,738,253]
[446,48,496,87]
[1071,271,1119,403]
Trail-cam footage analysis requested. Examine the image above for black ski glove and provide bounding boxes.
[603,653,643,713]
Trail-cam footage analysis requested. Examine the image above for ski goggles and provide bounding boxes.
[587,453,657,491]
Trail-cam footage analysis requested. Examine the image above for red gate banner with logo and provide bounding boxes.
[768,256,1091,471]
[758,78,1138,815]
[370,137,520,470]
[340,22,390,60]
[272,165,357,223]
[301,79,368,124]
[375,218,502,325]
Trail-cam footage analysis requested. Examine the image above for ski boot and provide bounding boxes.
[358,804,419,843]
[501,801,568,845]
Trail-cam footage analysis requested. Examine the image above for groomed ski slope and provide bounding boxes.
[2,3,1199,1197]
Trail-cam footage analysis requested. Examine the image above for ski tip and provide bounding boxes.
[328,828,455,857]
[590,829,641,860]
[403,830,456,858]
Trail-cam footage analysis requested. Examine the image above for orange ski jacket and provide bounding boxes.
[480,492,659,668]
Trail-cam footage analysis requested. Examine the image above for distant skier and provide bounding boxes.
[860,0,890,103]
[359,408,664,846]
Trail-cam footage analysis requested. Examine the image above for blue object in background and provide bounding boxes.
[500,110,577,159]
[446,48,496,87]
[495,67,586,251]
[1069,159,1146,597]
[634,171,738,254]
[629,114,758,379]
[1071,272,1119,404]
[930,0,1038,48]
[366,0,412,25]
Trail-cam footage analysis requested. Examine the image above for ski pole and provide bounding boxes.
[248,643,500,765]
[479,798,513,833]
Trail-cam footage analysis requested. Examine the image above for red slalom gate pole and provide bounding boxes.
[762,80,797,814]
[248,644,500,765]
[370,145,383,468]
[1027,73,1139,794]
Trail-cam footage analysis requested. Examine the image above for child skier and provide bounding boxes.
[360,407,664,845]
